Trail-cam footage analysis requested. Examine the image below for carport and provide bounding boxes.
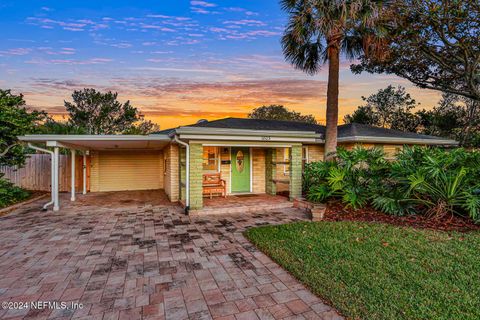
[18,135,171,211]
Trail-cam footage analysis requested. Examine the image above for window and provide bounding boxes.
[203,147,218,171]
[283,148,290,175]
[302,146,309,169]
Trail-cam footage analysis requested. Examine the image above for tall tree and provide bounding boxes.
[281,0,390,160]
[418,93,480,146]
[248,105,317,124]
[344,85,420,132]
[0,89,46,166]
[352,0,480,101]
[64,89,158,135]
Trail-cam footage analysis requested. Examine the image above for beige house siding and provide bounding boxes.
[252,148,266,193]
[381,144,404,159]
[89,151,163,192]
[164,144,179,202]
[306,145,324,162]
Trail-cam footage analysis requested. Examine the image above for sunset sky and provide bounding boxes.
[0,0,442,129]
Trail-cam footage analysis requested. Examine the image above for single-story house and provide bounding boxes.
[18,117,457,212]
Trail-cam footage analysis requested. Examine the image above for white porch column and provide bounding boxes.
[70,149,76,201]
[53,147,60,211]
[83,152,87,195]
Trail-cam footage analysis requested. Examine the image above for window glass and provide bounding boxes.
[302,146,308,168]
[236,150,244,173]
[284,148,290,174]
[203,147,218,171]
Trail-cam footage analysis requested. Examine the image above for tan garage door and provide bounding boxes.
[97,151,162,192]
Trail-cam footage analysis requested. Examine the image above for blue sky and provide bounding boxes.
[0,0,441,128]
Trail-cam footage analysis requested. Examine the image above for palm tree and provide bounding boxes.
[281,0,390,160]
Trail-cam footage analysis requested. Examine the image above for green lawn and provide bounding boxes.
[245,222,480,320]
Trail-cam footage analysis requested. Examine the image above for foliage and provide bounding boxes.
[346,88,480,147]
[0,174,30,208]
[344,85,420,132]
[388,147,480,221]
[352,0,480,101]
[123,119,160,135]
[248,105,317,124]
[280,0,391,159]
[304,146,480,221]
[417,93,480,147]
[64,88,158,135]
[39,118,87,135]
[0,89,46,166]
[305,147,390,209]
[245,222,480,320]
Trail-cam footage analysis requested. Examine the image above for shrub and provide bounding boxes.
[388,146,480,220]
[304,147,390,209]
[304,146,480,222]
[0,174,30,208]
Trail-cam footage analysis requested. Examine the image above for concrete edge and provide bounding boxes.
[0,193,49,216]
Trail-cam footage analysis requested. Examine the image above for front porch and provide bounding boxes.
[180,143,304,210]
[189,193,293,216]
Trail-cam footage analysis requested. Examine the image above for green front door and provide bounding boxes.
[231,147,250,193]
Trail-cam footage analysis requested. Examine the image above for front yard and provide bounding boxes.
[245,221,480,320]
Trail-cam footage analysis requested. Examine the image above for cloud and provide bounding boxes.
[26,17,107,32]
[26,58,113,65]
[190,1,217,7]
[223,19,266,27]
[111,42,132,49]
[140,24,176,32]
[224,7,259,16]
[0,48,32,56]
[38,47,76,55]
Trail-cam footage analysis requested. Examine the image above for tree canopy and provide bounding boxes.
[0,89,46,166]
[281,0,390,160]
[64,88,158,135]
[345,86,480,147]
[248,105,318,124]
[344,85,420,132]
[352,0,480,101]
[418,93,480,147]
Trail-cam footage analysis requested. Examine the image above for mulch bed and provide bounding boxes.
[323,200,480,232]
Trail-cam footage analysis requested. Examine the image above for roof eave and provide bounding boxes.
[338,136,459,145]
[18,134,172,142]
[176,126,321,138]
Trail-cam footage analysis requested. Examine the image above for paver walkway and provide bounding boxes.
[0,193,342,320]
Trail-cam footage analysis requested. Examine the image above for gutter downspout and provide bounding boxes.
[28,143,54,210]
[173,135,189,214]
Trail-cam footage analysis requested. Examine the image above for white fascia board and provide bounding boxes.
[19,134,171,142]
[176,126,320,138]
[337,136,459,145]
[179,134,317,143]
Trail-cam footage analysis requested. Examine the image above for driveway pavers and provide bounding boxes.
[0,192,342,320]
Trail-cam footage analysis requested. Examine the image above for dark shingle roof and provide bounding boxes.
[187,117,325,134]
[337,123,443,140]
[153,117,454,142]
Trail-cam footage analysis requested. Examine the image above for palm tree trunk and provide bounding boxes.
[324,44,340,161]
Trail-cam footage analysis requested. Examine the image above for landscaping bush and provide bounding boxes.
[0,174,30,208]
[304,147,390,209]
[304,146,480,222]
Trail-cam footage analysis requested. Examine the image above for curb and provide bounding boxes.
[0,193,49,216]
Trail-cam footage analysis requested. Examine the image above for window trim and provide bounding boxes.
[203,146,220,172]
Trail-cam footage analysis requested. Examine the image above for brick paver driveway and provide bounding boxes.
[0,192,342,320]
